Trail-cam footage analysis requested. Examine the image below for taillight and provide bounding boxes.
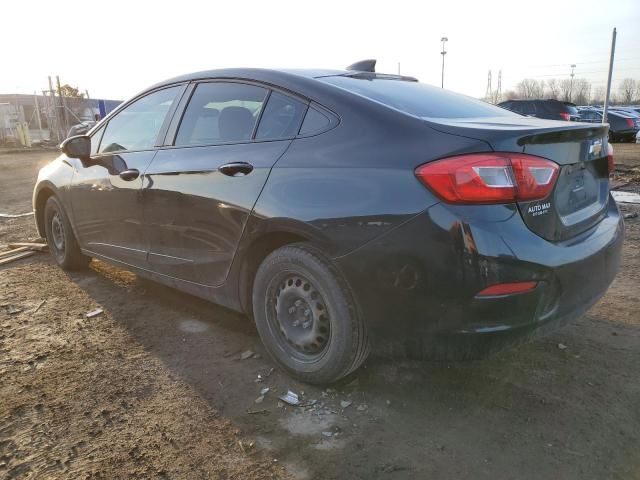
[626,118,634,128]
[559,112,571,121]
[415,153,559,204]
[607,143,615,174]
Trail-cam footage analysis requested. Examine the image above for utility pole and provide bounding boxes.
[569,64,576,102]
[440,37,448,88]
[56,76,69,136]
[603,28,617,125]
[48,76,60,142]
[495,70,502,104]
[33,92,43,140]
[397,62,401,75]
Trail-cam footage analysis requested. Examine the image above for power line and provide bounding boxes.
[520,66,640,78]
[519,56,640,69]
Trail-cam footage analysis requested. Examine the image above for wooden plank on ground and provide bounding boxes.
[0,251,36,266]
[8,242,48,252]
[0,247,30,258]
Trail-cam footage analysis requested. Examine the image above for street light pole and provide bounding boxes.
[441,37,448,88]
[603,28,617,124]
[569,64,576,102]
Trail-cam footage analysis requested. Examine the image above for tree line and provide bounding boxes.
[499,78,640,105]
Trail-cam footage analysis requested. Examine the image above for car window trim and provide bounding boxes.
[93,83,187,157]
[251,89,272,140]
[162,82,196,147]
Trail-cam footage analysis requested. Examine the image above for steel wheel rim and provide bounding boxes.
[270,273,331,360]
[51,212,65,251]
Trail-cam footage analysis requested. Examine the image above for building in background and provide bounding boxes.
[0,93,121,146]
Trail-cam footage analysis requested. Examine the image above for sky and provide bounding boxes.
[2,0,639,101]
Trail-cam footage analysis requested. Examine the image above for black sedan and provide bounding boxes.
[579,109,640,142]
[34,61,624,383]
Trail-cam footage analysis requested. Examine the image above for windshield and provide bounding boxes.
[320,75,516,119]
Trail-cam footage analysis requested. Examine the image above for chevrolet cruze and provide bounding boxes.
[34,60,624,383]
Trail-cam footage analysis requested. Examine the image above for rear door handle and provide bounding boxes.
[218,162,254,177]
[119,169,140,181]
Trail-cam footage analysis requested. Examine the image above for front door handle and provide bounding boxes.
[218,162,254,177]
[119,169,140,181]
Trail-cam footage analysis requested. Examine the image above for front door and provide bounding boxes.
[70,85,183,267]
[143,82,307,286]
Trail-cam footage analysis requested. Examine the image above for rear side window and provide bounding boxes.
[299,106,331,135]
[320,76,514,118]
[176,82,268,146]
[99,86,181,153]
[255,92,307,140]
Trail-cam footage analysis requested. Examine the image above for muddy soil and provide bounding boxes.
[1,150,639,479]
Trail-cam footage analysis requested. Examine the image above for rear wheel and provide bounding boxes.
[44,196,90,270]
[252,244,369,384]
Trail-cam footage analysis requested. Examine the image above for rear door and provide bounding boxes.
[143,81,307,286]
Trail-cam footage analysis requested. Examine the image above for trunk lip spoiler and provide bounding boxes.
[419,117,609,147]
[516,125,609,146]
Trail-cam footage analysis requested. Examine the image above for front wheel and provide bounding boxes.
[44,196,90,270]
[252,244,369,384]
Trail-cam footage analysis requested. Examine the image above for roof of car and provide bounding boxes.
[153,68,351,88]
[140,67,417,106]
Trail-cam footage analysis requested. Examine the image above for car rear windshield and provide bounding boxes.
[538,101,578,115]
[562,103,579,115]
[319,75,515,119]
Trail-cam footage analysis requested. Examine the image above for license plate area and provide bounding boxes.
[555,163,599,219]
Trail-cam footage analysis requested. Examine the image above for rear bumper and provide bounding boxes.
[335,196,624,353]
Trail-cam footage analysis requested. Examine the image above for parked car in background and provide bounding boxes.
[611,107,640,119]
[33,62,623,383]
[580,109,640,142]
[498,99,580,121]
[611,106,640,115]
[636,129,640,144]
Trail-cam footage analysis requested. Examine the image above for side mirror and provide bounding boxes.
[60,135,91,160]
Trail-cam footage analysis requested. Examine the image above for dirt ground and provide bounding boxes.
[1,148,640,480]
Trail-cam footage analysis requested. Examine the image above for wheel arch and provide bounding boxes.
[237,230,308,316]
[34,183,58,239]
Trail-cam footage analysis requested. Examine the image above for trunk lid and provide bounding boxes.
[424,117,610,242]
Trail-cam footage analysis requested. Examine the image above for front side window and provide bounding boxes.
[255,92,307,140]
[99,86,181,153]
[90,125,104,155]
[175,82,268,146]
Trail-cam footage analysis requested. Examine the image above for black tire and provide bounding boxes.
[252,244,369,384]
[43,196,90,270]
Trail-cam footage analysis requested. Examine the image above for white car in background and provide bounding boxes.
[636,130,640,144]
